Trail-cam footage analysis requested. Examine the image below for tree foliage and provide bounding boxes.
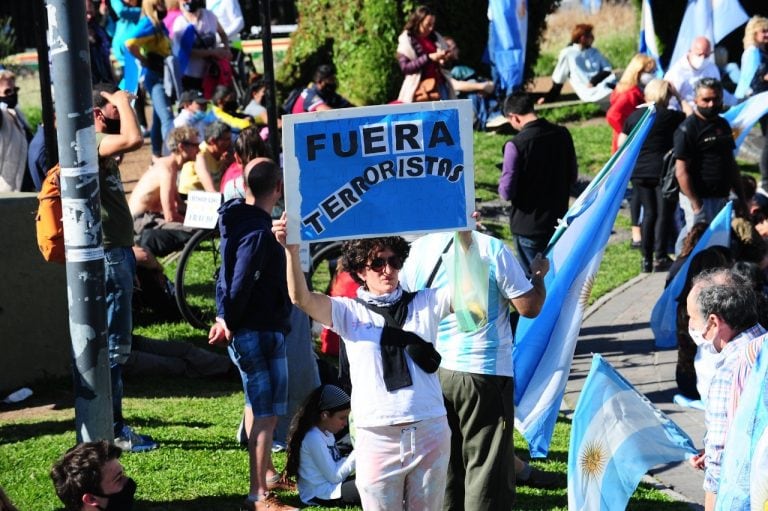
[277,0,563,105]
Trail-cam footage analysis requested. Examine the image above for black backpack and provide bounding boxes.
[660,149,679,200]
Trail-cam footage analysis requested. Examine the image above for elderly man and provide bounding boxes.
[686,269,765,511]
[665,36,735,109]
[674,78,745,248]
[0,70,31,192]
[50,441,136,511]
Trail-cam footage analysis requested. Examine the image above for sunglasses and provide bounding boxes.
[1,86,19,96]
[367,255,403,272]
[180,141,199,148]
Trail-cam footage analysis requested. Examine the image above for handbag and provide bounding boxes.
[413,76,441,102]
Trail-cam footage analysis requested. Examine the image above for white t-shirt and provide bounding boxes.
[172,10,220,78]
[329,288,451,427]
[551,44,615,103]
[206,0,243,41]
[173,109,207,140]
[400,232,532,377]
[298,427,356,503]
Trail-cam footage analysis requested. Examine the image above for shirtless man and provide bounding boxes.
[129,126,200,256]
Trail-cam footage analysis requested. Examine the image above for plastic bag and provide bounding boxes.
[449,232,489,332]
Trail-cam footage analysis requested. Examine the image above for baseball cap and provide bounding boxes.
[179,89,207,104]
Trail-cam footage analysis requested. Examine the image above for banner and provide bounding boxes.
[282,101,475,244]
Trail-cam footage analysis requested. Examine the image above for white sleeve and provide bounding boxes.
[551,47,571,85]
[494,244,533,299]
[219,0,244,40]
[302,431,355,484]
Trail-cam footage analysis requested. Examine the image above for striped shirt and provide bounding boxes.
[704,324,767,492]
[400,232,532,377]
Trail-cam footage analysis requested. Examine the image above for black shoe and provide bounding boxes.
[642,259,652,273]
[517,468,560,489]
[630,240,642,250]
[653,257,673,272]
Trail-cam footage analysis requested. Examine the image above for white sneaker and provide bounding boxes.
[114,425,158,453]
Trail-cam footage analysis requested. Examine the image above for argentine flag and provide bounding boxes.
[721,91,768,152]
[650,201,732,348]
[568,354,698,510]
[513,107,656,457]
[639,0,663,75]
[716,336,768,511]
[670,0,748,68]
[488,0,528,92]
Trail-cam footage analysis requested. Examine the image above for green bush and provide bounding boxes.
[600,33,640,71]
[533,50,557,77]
[278,0,564,105]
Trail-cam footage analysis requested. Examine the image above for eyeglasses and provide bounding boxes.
[180,141,199,148]
[367,256,403,272]
[1,87,19,96]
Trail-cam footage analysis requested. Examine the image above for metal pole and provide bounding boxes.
[33,0,58,169]
[260,0,280,160]
[45,0,113,442]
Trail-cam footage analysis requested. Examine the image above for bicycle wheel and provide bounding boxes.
[175,229,220,330]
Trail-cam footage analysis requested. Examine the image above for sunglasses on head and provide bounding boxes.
[367,255,403,272]
[1,86,19,97]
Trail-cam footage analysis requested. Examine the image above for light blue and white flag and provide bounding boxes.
[513,107,656,458]
[721,91,768,152]
[569,354,698,510]
[715,337,768,511]
[670,0,748,68]
[650,201,732,348]
[639,0,663,75]
[488,0,528,92]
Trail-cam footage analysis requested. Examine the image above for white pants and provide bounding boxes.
[355,415,450,511]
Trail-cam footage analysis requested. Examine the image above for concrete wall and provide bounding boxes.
[0,193,71,395]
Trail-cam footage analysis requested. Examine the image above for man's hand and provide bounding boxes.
[529,253,550,279]
[208,318,232,346]
[689,450,705,470]
[272,212,300,254]
[100,89,135,107]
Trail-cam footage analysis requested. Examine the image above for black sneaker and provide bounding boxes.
[517,468,560,489]
[642,259,652,273]
[653,257,673,272]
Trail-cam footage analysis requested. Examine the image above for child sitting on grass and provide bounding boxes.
[285,385,360,507]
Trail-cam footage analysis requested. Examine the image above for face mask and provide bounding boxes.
[96,477,136,511]
[191,110,206,122]
[696,104,721,119]
[156,8,167,20]
[688,326,708,347]
[320,82,338,96]
[103,116,121,135]
[639,72,654,87]
[689,55,706,70]
[1,93,18,109]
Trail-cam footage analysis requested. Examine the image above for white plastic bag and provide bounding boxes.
[449,232,489,332]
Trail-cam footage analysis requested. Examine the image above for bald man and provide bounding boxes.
[665,36,735,109]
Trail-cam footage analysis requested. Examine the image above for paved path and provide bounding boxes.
[563,271,706,509]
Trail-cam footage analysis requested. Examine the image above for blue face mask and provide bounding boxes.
[191,111,206,122]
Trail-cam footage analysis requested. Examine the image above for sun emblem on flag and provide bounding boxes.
[580,440,607,482]
[579,273,597,309]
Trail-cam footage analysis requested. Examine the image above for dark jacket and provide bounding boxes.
[507,118,577,237]
[215,199,291,333]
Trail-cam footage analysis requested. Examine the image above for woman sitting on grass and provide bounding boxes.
[285,385,360,507]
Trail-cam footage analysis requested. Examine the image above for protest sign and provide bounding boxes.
[282,100,475,243]
[183,191,222,229]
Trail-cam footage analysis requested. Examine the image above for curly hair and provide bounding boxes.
[165,126,199,153]
[341,236,410,285]
[50,441,122,511]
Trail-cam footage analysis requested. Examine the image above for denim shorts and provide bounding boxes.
[228,330,288,417]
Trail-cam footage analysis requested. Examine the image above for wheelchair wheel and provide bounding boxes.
[175,229,220,330]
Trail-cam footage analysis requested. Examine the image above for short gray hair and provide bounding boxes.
[694,77,723,97]
[204,121,231,142]
[693,268,758,331]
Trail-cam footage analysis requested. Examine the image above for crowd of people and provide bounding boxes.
[3,3,768,511]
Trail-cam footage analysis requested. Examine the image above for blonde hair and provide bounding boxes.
[0,69,16,82]
[743,16,768,50]
[644,79,672,107]
[142,0,165,27]
[615,54,655,93]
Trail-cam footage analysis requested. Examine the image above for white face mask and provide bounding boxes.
[688,326,708,346]
[640,72,655,87]
[689,55,706,70]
